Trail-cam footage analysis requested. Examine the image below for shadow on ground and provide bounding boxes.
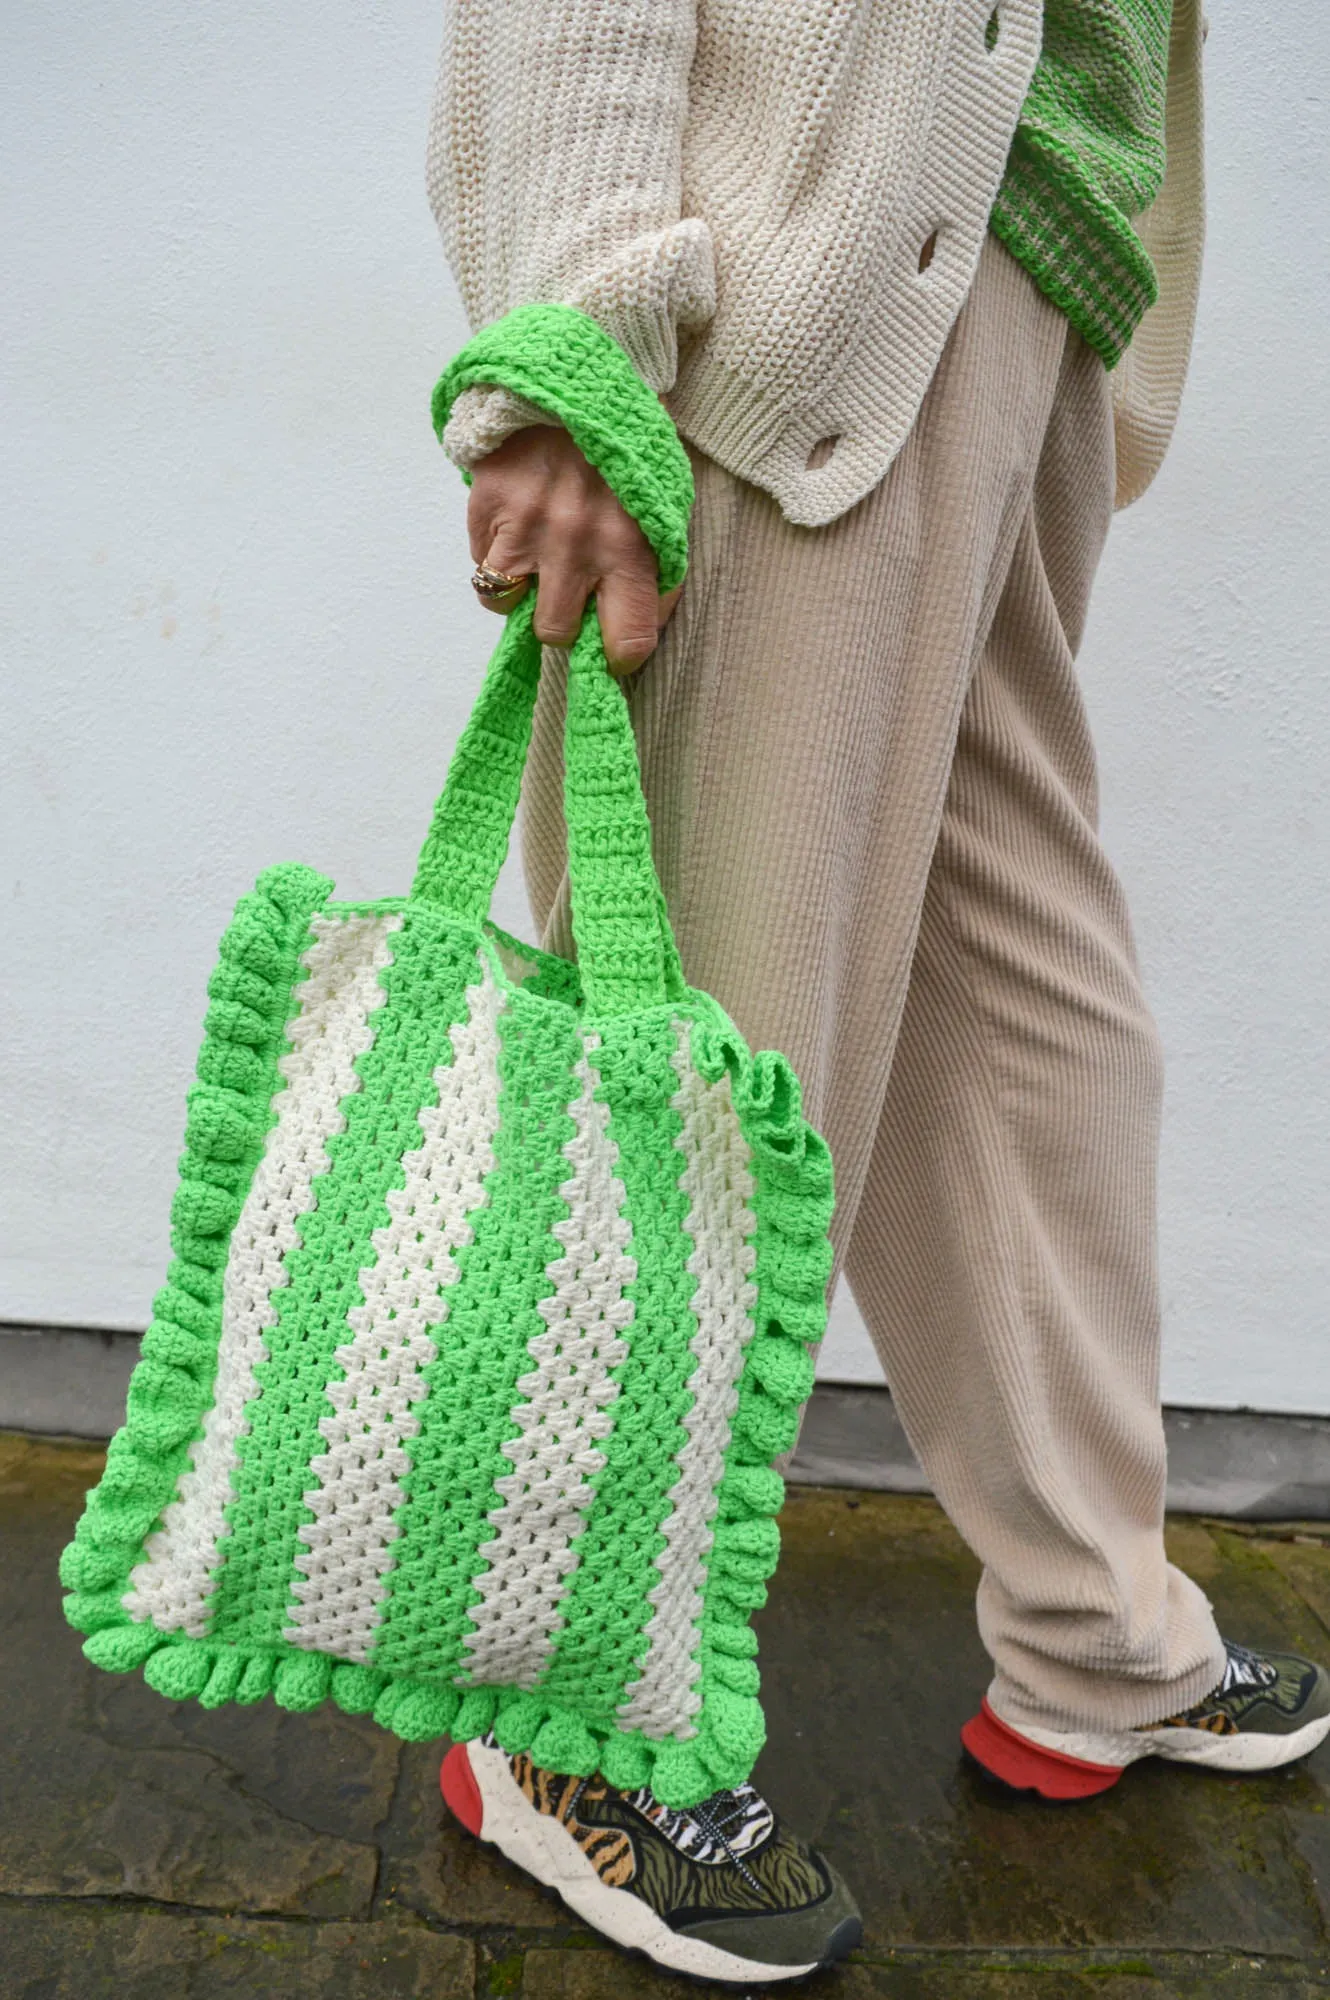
[5,1432,1330,1997]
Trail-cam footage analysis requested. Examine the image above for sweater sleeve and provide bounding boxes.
[1109,0,1206,508]
[428,0,716,469]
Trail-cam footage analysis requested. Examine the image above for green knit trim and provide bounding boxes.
[412,596,542,925]
[990,130,1158,368]
[59,864,332,1643]
[991,0,1169,368]
[483,919,584,1007]
[432,303,693,591]
[207,908,483,1646]
[562,611,687,1018]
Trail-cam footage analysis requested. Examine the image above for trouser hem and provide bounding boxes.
[986,1635,1229,1737]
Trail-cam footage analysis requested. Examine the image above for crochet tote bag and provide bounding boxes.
[61,308,834,1810]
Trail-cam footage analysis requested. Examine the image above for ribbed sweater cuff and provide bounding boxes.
[989,131,1160,370]
[441,385,563,472]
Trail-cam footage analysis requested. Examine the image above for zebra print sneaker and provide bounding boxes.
[962,1639,1330,1801]
[440,1736,862,1984]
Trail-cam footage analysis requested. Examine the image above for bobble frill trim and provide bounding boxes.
[59,863,333,1663]
[690,1024,832,1805]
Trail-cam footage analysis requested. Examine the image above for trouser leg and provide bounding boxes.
[843,347,1224,1732]
[525,237,1061,1228]
[521,236,1224,1729]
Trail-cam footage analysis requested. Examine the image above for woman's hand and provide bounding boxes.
[468,425,684,675]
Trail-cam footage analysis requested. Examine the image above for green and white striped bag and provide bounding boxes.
[61,307,834,1808]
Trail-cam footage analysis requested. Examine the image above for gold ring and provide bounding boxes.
[471,562,531,603]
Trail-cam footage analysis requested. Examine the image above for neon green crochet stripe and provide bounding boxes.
[371,987,584,1682]
[561,620,685,1018]
[208,912,484,1646]
[432,304,693,591]
[533,1014,697,1717]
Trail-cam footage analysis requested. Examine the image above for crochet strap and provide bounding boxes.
[411,596,542,935]
[417,305,695,1012]
[411,594,685,1018]
[563,611,686,1017]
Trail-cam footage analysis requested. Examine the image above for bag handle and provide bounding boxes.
[411,593,686,1019]
[416,302,695,1016]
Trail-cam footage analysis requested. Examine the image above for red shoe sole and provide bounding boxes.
[440,1742,485,1836]
[961,1698,1125,1800]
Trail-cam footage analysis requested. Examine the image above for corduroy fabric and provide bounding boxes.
[521,236,1226,1736]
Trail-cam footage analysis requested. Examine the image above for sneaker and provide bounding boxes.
[962,1639,1330,1801]
[440,1736,862,1985]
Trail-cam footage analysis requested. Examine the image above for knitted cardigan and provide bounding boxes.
[428,0,1204,524]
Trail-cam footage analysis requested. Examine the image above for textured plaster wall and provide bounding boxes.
[3,4,1327,1410]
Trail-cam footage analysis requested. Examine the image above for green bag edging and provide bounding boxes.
[59,862,332,1648]
[431,301,693,593]
[682,1018,834,1806]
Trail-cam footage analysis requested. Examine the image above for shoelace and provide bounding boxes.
[680,1790,768,1892]
[488,1733,780,1894]
[1216,1640,1278,1696]
[622,1778,777,1889]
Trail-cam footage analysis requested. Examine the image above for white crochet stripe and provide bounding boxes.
[457,1038,635,1689]
[284,961,505,1662]
[123,913,401,1637]
[617,1023,757,1738]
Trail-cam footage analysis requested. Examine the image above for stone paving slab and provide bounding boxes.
[2,1435,392,1919]
[518,1946,1330,1997]
[7,1433,1330,1997]
[0,1904,474,1998]
[755,1496,1330,1957]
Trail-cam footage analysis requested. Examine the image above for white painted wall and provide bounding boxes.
[4,4,1327,1411]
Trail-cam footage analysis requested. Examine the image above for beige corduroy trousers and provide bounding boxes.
[522,237,1226,1735]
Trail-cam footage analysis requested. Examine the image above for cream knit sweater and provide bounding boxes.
[429,0,1204,526]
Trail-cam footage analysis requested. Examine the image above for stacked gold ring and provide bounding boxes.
[470,562,531,607]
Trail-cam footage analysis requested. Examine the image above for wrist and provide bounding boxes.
[434,304,693,592]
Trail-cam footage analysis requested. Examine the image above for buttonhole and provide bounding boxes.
[917,230,939,273]
[805,435,840,470]
[985,8,1000,50]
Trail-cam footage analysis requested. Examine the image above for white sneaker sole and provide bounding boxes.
[464,1741,823,1985]
[1015,1710,1330,1774]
